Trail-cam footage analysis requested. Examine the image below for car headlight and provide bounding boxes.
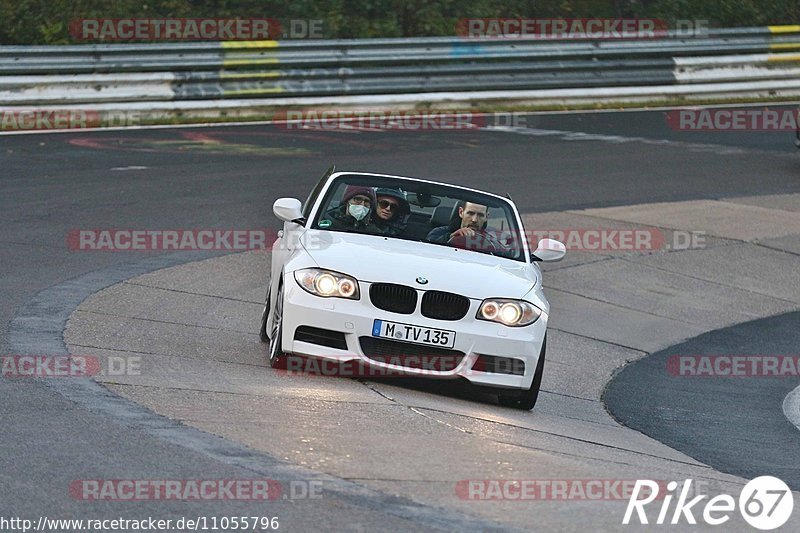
[294,268,360,300]
[477,299,541,327]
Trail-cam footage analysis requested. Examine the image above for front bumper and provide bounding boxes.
[280,275,548,390]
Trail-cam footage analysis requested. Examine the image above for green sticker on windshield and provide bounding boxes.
[319,219,332,228]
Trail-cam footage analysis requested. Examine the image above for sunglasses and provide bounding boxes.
[378,200,400,211]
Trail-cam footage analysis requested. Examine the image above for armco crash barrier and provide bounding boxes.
[0,26,799,124]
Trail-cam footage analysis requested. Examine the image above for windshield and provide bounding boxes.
[311,174,527,262]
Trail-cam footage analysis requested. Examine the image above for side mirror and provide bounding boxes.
[273,198,305,225]
[532,238,566,262]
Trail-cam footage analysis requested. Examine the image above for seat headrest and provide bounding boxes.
[431,204,456,228]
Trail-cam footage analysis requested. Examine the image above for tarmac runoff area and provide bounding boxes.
[61,193,800,530]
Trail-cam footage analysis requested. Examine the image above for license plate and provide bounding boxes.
[372,320,456,349]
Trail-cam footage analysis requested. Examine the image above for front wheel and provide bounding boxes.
[259,286,271,343]
[498,337,546,410]
[267,281,287,369]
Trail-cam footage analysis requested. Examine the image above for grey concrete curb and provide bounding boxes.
[7,251,514,533]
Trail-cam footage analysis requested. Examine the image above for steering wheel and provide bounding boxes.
[447,230,498,252]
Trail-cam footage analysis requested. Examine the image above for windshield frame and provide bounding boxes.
[307,172,530,263]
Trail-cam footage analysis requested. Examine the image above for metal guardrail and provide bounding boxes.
[0,26,799,107]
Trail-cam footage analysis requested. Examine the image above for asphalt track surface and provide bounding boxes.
[606,311,800,488]
[1,107,800,530]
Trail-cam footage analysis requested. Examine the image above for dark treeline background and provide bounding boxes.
[1,0,798,44]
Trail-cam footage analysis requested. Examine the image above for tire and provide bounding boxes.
[259,286,271,343]
[267,281,287,369]
[498,337,546,410]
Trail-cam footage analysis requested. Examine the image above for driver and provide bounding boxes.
[427,201,488,243]
[427,201,509,252]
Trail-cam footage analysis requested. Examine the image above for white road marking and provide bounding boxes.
[487,125,752,155]
[782,385,800,432]
[110,166,149,171]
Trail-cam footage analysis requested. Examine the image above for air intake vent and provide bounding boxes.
[472,355,526,376]
[359,337,464,371]
[421,291,470,321]
[294,326,347,350]
[369,283,417,314]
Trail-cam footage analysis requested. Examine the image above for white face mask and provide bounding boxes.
[348,204,370,221]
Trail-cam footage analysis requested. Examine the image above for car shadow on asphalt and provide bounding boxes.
[275,354,515,409]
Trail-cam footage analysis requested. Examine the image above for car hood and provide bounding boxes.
[299,230,537,300]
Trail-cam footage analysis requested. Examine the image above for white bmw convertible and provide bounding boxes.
[260,167,565,410]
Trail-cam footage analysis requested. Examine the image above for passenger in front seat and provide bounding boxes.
[373,187,410,237]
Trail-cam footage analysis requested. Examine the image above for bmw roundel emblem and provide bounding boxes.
[416,276,428,285]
